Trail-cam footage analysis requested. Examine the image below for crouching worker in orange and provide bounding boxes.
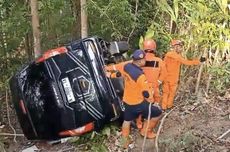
[106,50,162,148]
[135,39,167,129]
[162,39,206,110]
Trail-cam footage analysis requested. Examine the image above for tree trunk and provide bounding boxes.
[80,0,88,38]
[25,33,33,61]
[71,0,81,39]
[30,0,41,58]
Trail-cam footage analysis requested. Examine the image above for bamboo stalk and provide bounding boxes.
[195,63,204,94]
[205,74,212,95]
[0,133,24,137]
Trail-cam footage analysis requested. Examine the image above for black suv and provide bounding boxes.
[10,37,127,140]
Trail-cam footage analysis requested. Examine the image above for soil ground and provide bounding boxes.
[0,90,229,152]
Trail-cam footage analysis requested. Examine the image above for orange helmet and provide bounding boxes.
[143,39,156,52]
[171,39,184,46]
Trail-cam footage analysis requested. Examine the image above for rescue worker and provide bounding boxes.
[136,39,167,129]
[162,39,206,110]
[106,49,162,148]
[143,39,167,103]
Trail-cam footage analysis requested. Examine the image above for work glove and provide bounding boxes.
[142,91,150,98]
[200,57,206,62]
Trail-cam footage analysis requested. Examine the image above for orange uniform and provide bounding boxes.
[106,62,152,105]
[142,52,167,103]
[162,50,200,109]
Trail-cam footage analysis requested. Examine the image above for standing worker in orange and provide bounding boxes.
[143,39,167,104]
[135,39,167,129]
[106,49,162,148]
[162,39,206,110]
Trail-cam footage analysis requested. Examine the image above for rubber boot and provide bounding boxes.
[136,115,143,129]
[121,126,130,148]
[140,119,158,139]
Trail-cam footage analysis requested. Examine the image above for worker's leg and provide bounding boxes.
[121,103,140,148]
[167,83,178,109]
[121,120,131,148]
[162,82,170,110]
[153,85,161,103]
[140,101,162,138]
[136,114,143,129]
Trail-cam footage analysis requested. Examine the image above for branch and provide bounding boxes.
[0,133,24,137]
[5,90,17,142]
[59,147,75,152]
[0,142,6,152]
[0,96,5,101]
[217,129,230,140]
[195,47,208,94]
[127,0,139,43]
[205,74,212,95]
[89,0,124,39]
[154,96,186,152]
[155,108,175,152]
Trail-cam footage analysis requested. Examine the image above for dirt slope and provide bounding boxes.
[0,92,229,152]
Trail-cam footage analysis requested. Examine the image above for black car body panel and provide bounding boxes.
[10,37,124,140]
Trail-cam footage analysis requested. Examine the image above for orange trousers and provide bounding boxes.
[153,85,160,103]
[162,82,177,110]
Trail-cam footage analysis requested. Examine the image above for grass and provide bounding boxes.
[159,131,201,152]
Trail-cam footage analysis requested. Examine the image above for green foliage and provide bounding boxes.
[70,125,119,151]
[0,0,29,92]
[86,0,157,48]
[0,0,76,92]
[156,0,179,23]
[138,24,171,57]
[0,51,27,92]
[138,26,155,49]
[160,131,201,152]
[0,0,30,54]
[153,0,230,92]
[208,63,230,93]
[0,0,228,100]
[0,0,229,151]
[87,0,134,40]
[40,0,76,50]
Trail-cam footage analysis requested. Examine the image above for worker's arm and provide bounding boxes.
[105,63,122,72]
[105,60,131,72]
[105,68,122,78]
[178,55,200,65]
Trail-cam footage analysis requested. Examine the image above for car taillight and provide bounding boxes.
[20,100,27,114]
[36,47,67,63]
[59,122,94,137]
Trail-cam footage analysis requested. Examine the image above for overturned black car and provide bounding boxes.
[10,37,127,140]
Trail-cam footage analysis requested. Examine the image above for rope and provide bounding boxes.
[155,108,175,152]
[141,102,152,152]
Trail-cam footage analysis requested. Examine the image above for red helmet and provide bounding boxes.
[143,39,156,52]
[171,39,184,46]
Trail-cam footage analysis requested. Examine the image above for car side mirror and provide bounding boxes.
[109,41,129,55]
